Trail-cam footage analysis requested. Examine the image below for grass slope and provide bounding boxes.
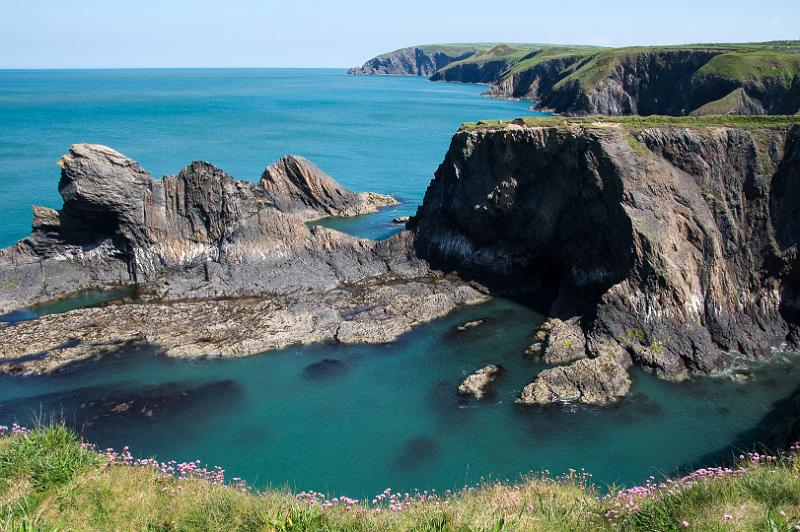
[3,425,800,531]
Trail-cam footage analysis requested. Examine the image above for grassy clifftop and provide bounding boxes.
[3,425,800,531]
[461,114,800,132]
[352,41,800,116]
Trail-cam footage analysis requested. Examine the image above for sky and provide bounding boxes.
[2,0,799,68]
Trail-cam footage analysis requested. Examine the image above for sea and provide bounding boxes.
[0,68,798,498]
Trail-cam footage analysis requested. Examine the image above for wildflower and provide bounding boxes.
[681,520,689,528]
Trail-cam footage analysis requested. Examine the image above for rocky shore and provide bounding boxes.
[0,144,485,374]
[411,116,800,405]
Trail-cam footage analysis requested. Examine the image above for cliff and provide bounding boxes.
[411,115,800,404]
[347,45,488,76]
[353,42,800,116]
[0,145,484,373]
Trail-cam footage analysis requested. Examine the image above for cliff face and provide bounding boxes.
[412,117,800,402]
[353,43,800,116]
[491,49,800,116]
[347,46,478,76]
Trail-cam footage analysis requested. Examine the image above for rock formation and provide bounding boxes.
[0,144,486,374]
[347,46,480,76]
[458,364,503,400]
[353,43,800,116]
[261,155,396,220]
[411,116,800,403]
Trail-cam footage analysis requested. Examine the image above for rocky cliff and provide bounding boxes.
[411,116,800,404]
[352,43,800,116]
[347,45,482,76]
[0,145,485,373]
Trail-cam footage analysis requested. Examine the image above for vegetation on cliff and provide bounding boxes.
[3,425,800,531]
[351,41,800,116]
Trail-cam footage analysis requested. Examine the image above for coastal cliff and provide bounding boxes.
[0,145,484,373]
[411,115,800,404]
[346,45,484,76]
[352,42,800,116]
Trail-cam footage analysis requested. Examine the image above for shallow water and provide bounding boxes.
[1,69,799,497]
[0,297,798,497]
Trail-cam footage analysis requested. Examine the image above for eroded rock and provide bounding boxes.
[516,355,632,406]
[457,364,503,399]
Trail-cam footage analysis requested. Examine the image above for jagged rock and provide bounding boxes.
[413,119,800,393]
[0,145,486,374]
[530,317,587,365]
[261,155,397,220]
[393,216,411,224]
[516,355,631,406]
[458,364,503,399]
[456,319,485,331]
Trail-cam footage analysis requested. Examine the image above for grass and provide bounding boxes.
[461,114,800,131]
[697,50,800,85]
[2,425,800,530]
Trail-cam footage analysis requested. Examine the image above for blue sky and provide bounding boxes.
[2,0,798,68]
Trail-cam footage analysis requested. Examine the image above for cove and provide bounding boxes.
[1,69,799,499]
[0,297,797,497]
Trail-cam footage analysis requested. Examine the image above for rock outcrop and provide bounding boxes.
[0,145,486,374]
[458,364,503,399]
[348,46,479,76]
[516,355,632,406]
[261,155,397,220]
[411,116,800,402]
[526,317,587,364]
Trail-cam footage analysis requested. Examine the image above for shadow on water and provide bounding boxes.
[683,383,800,474]
[0,377,243,440]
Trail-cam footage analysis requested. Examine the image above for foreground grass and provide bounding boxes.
[1,426,800,531]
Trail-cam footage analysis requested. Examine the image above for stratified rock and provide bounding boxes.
[261,155,397,220]
[458,364,503,399]
[413,118,800,391]
[529,317,587,365]
[516,355,631,406]
[0,145,485,374]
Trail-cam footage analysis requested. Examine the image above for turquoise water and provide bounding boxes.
[1,69,799,497]
[0,68,536,246]
[0,298,798,497]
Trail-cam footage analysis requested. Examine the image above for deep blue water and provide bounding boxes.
[1,69,798,498]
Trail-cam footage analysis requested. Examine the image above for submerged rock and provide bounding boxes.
[457,364,503,400]
[302,359,346,380]
[391,437,439,470]
[456,319,485,332]
[516,355,632,406]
